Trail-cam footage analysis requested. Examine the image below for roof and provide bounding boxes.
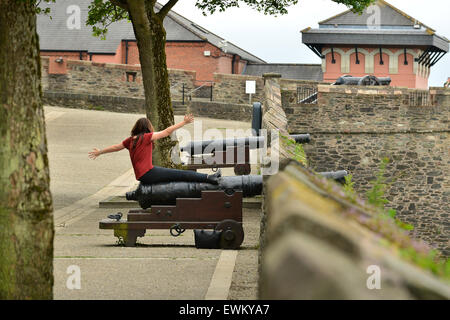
[243,64,323,81]
[319,0,434,31]
[37,0,127,53]
[302,29,449,52]
[301,0,449,56]
[158,3,265,63]
[37,0,265,63]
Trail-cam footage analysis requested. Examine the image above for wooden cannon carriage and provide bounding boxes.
[100,190,244,249]
[99,176,263,249]
[99,170,347,249]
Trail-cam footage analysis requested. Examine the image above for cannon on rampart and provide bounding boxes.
[126,175,263,209]
[181,134,310,175]
[334,75,391,86]
[100,170,346,248]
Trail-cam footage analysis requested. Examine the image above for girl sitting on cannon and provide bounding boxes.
[88,114,221,185]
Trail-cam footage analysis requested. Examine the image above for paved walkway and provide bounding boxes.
[45,106,259,300]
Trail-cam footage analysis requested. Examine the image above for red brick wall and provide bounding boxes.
[166,42,222,82]
[322,47,428,88]
[124,41,248,83]
[41,40,250,83]
[122,41,140,65]
[41,51,87,61]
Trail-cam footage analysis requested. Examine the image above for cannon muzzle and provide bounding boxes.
[319,170,349,184]
[334,75,391,86]
[290,134,311,144]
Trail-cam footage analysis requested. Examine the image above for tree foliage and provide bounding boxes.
[86,0,376,41]
[194,0,376,15]
[87,0,130,39]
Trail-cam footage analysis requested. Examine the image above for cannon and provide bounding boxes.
[181,135,310,156]
[334,75,391,86]
[319,170,348,184]
[126,175,263,209]
[180,136,265,156]
[181,134,310,175]
[181,137,263,175]
[100,175,263,249]
[179,101,311,175]
[290,134,311,144]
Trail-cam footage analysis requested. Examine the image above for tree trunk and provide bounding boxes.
[127,0,179,168]
[0,1,54,299]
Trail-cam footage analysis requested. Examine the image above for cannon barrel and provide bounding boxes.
[126,175,263,209]
[334,75,391,86]
[181,134,310,156]
[376,77,391,85]
[180,136,265,155]
[319,170,349,184]
[290,134,311,144]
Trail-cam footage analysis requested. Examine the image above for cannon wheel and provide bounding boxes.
[358,75,381,86]
[234,163,251,176]
[215,219,244,249]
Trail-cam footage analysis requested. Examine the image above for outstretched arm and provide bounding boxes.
[151,114,194,141]
[88,143,125,160]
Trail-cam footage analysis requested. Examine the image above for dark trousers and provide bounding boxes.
[138,166,209,184]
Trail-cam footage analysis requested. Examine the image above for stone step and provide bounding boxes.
[173,108,187,115]
[172,101,188,115]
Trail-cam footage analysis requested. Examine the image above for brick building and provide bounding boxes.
[302,0,449,88]
[37,0,265,83]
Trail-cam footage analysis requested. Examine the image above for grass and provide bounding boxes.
[341,158,449,280]
[280,133,307,166]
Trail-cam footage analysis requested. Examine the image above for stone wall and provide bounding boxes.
[282,85,450,255]
[41,57,328,119]
[212,73,264,104]
[431,87,450,107]
[259,160,450,299]
[258,74,311,295]
[188,100,252,122]
[279,78,329,91]
[41,57,197,106]
[40,57,270,120]
[211,74,327,105]
[261,74,287,132]
[43,91,145,114]
[258,74,285,290]
[259,76,450,299]
[284,85,448,132]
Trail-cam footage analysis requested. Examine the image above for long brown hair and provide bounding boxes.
[130,117,155,150]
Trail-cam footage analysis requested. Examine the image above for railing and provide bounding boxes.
[169,82,183,91]
[169,82,186,101]
[169,80,216,105]
[184,80,214,105]
[169,83,191,105]
[409,90,431,107]
[297,86,318,104]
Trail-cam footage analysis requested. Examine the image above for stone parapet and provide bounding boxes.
[188,100,252,122]
[259,161,450,299]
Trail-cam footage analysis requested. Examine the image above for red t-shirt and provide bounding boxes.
[122,133,154,179]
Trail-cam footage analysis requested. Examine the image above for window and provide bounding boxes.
[126,71,137,82]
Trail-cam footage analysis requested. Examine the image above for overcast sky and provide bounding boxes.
[166,0,449,87]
